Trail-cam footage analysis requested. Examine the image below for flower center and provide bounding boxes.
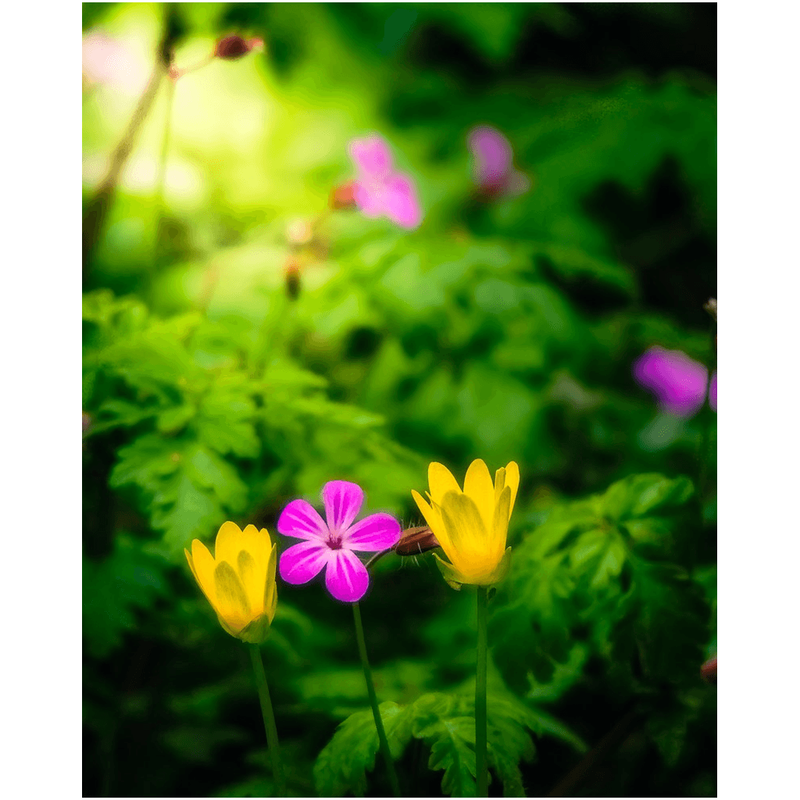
[326,533,344,550]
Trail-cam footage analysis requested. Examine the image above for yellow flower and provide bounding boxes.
[185,522,278,644]
[412,459,519,589]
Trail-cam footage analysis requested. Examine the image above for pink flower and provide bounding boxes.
[633,346,717,418]
[468,126,530,197]
[348,135,422,229]
[277,480,402,602]
[82,31,149,96]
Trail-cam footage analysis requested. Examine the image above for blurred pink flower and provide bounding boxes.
[468,125,530,197]
[348,135,422,229]
[82,31,149,96]
[634,346,717,418]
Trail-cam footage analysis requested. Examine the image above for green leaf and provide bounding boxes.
[83,535,168,657]
[601,473,695,522]
[412,694,477,798]
[612,560,709,684]
[110,437,248,553]
[193,382,260,458]
[313,702,414,797]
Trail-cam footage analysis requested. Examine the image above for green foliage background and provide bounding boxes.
[83,3,716,796]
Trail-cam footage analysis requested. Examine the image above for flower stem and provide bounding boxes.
[352,602,401,797]
[476,585,489,796]
[247,644,286,796]
[152,72,176,271]
[82,6,179,278]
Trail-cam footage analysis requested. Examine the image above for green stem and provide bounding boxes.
[152,73,175,270]
[247,644,286,796]
[476,586,489,797]
[250,290,289,379]
[352,602,401,797]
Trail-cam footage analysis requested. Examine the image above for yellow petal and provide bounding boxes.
[464,459,494,531]
[214,561,251,634]
[504,462,520,518]
[264,542,278,624]
[215,521,245,566]
[413,489,453,554]
[428,462,462,505]
[237,550,262,615]
[484,546,513,586]
[438,490,488,575]
[490,485,512,562]
[190,539,219,611]
[241,524,271,573]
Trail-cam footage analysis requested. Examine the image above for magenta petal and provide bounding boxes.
[633,346,708,418]
[349,135,393,178]
[382,174,422,229]
[322,481,364,533]
[345,513,402,552]
[277,499,328,541]
[325,549,369,602]
[279,540,330,585]
[353,179,385,217]
[468,125,513,187]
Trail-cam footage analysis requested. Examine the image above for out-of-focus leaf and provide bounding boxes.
[83,535,168,657]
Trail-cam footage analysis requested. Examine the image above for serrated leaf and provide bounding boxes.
[601,474,695,522]
[194,386,260,458]
[156,404,196,434]
[613,559,709,684]
[313,702,413,797]
[571,527,627,590]
[110,437,248,553]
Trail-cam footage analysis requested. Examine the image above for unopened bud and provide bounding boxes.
[215,35,264,61]
[704,298,717,322]
[394,526,440,556]
[330,180,358,211]
[285,258,301,300]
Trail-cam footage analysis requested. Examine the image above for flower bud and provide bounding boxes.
[215,35,264,61]
[394,526,440,557]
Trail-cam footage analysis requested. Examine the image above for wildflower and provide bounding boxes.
[278,480,402,602]
[633,346,717,418]
[185,522,278,644]
[412,459,519,589]
[348,134,422,229]
[467,125,530,198]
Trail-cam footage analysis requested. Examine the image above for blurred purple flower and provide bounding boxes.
[468,126,530,197]
[277,480,401,603]
[348,135,422,229]
[634,346,717,417]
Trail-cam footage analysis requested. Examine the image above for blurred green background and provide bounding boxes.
[83,3,716,797]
